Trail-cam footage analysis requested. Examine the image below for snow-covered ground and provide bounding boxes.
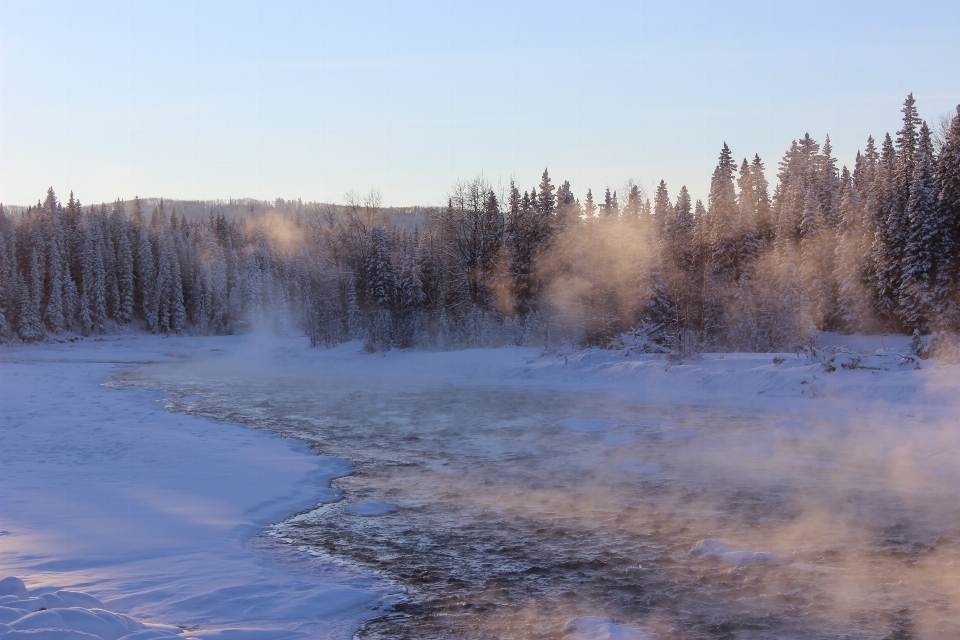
[3,332,960,639]
[0,335,396,639]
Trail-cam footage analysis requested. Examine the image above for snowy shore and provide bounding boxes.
[0,335,396,639]
[2,332,959,639]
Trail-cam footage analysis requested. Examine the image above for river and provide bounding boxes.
[115,349,960,640]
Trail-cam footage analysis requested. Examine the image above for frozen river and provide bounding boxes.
[117,343,960,640]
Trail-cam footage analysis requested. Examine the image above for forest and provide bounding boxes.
[1,95,959,354]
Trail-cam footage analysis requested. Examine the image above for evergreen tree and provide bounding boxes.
[170,250,187,333]
[653,180,671,236]
[896,93,921,206]
[816,135,842,228]
[707,143,742,283]
[365,225,395,309]
[899,121,939,330]
[835,166,870,332]
[871,133,901,325]
[583,188,596,218]
[602,187,616,218]
[19,242,45,341]
[935,105,960,327]
[115,216,134,324]
[537,168,555,216]
[750,155,773,243]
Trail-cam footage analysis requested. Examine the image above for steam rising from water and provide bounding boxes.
[116,346,960,639]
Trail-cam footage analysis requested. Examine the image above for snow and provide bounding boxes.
[689,539,791,566]
[0,336,395,639]
[0,578,185,640]
[3,330,960,637]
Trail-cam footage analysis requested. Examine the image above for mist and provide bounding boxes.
[98,332,960,639]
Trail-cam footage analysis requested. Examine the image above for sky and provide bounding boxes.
[1,0,959,209]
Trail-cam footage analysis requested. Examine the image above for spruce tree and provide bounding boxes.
[583,188,596,218]
[816,135,842,228]
[707,143,741,283]
[44,234,65,332]
[835,166,870,332]
[871,133,901,325]
[899,121,939,330]
[935,105,960,327]
[537,168,555,216]
[116,218,135,324]
[653,180,671,236]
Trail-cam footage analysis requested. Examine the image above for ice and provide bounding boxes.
[689,539,790,566]
[562,616,655,640]
[345,502,398,517]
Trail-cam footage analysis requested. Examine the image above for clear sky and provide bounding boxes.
[1,0,959,208]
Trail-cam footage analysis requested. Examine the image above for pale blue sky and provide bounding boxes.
[2,0,958,207]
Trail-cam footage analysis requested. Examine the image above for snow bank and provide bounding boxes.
[0,577,184,640]
[178,331,960,422]
[0,336,395,639]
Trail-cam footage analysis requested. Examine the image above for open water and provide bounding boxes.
[116,354,960,640]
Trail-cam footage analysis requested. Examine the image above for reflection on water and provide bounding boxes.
[116,360,960,640]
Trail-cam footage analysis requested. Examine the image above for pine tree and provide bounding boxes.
[115,218,134,324]
[537,168,556,216]
[581,188,595,219]
[364,225,395,310]
[871,133,901,325]
[750,155,773,244]
[93,237,107,333]
[653,180,671,236]
[707,143,742,284]
[42,231,64,332]
[899,121,939,330]
[896,94,920,206]
[170,250,187,333]
[835,166,870,332]
[555,180,578,235]
[209,243,229,332]
[816,135,842,228]
[773,242,813,349]
[19,242,45,341]
[935,105,960,327]
[602,187,615,218]
[0,229,13,339]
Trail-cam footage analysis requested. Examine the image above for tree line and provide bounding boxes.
[1,95,958,353]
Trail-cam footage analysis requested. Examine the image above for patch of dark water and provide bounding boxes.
[114,363,960,640]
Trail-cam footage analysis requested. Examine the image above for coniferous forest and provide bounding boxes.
[2,95,959,353]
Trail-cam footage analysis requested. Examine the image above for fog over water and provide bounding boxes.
[116,349,960,640]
